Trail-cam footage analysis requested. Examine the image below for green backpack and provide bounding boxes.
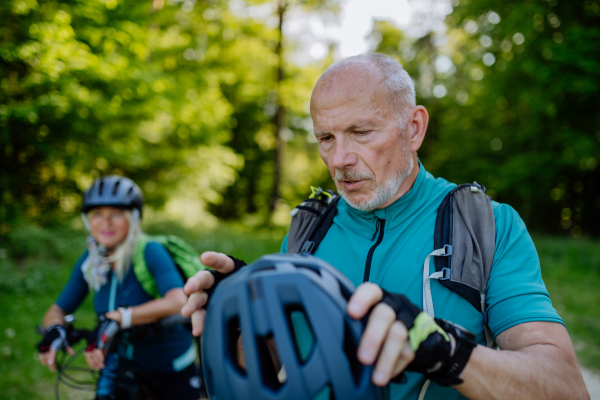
[133,234,206,298]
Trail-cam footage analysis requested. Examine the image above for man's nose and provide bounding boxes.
[331,138,357,169]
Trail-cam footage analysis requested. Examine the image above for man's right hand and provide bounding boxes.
[181,251,237,336]
[37,325,74,372]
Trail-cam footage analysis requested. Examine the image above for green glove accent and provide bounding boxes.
[408,312,449,351]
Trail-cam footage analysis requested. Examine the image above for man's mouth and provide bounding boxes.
[340,179,364,190]
[335,169,373,191]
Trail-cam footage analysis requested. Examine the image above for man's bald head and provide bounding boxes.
[312,53,416,128]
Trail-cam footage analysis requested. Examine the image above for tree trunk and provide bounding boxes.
[269,0,286,214]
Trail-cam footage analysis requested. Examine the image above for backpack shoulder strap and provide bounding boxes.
[301,195,341,254]
[422,182,496,347]
[287,186,340,254]
[132,234,161,298]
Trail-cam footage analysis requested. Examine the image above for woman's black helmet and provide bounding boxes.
[202,253,386,400]
[82,176,143,216]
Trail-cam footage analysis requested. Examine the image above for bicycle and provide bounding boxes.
[37,314,206,400]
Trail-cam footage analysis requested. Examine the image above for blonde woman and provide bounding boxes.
[37,176,201,400]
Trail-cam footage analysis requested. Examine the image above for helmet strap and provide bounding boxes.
[81,212,92,233]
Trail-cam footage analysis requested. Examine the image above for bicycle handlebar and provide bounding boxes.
[37,314,192,348]
[158,313,191,327]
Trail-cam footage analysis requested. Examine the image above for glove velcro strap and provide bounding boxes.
[423,319,477,386]
[408,312,449,351]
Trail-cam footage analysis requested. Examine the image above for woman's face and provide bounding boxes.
[88,207,130,249]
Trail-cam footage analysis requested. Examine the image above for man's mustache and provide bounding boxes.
[334,169,374,182]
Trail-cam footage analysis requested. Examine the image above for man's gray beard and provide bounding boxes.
[334,149,414,212]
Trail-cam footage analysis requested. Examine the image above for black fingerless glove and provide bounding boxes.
[379,289,477,386]
[86,316,120,352]
[203,255,247,303]
[37,325,68,353]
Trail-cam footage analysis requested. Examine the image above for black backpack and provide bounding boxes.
[287,183,496,347]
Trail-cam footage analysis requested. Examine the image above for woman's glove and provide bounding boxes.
[379,289,477,386]
[86,316,120,352]
[37,325,69,353]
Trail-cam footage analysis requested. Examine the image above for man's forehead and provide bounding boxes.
[314,63,384,99]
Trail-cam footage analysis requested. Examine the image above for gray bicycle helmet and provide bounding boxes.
[202,253,386,400]
[82,176,143,216]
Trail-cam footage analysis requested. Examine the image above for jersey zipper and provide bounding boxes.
[363,218,385,283]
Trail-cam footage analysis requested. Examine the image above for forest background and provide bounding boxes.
[1,0,599,234]
[0,0,599,398]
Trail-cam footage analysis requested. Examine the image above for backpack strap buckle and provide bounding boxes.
[442,244,453,256]
[440,267,451,281]
[300,241,316,254]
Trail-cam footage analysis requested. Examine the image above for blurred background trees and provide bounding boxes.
[0,0,337,231]
[1,0,599,236]
[371,0,600,236]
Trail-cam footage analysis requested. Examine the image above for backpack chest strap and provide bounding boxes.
[422,245,495,348]
[422,246,452,319]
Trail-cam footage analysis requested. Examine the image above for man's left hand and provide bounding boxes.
[347,283,476,387]
[347,282,416,386]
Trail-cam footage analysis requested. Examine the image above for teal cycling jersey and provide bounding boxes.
[282,162,563,400]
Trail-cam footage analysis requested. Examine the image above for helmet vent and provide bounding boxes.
[98,180,104,195]
[342,321,364,386]
[256,332,286,391]
[285,306,315,364]
[297,264,321,276]
[112,180,121,195]
[337,282,353,302]
[226,316,246,376]
[252,266,276,274]
[313,383,336,400]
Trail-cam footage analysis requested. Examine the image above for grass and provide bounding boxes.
[0,221,598,399]
[533,235,600,371]
[0,219,285,400]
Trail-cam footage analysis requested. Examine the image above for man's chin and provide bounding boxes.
[337,190,377,212]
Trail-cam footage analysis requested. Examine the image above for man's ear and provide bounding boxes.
[407,106,429,152]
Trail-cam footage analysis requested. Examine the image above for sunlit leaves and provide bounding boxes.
[370,0,600,236]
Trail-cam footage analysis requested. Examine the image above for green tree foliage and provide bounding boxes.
[0,0,245,229]
[0,0,331,232]
[370,0,600,236]
[210,0,338,222]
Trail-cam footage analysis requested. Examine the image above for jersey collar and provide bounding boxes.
[341,160,434,231]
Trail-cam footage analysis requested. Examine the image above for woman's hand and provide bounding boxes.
[85,316,119,370]
[38,304,74,372]
[84,348,106,370]
[37,324,75,372]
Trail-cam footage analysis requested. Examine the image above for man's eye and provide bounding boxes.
[319,135,333,142]
[356,130,369,135]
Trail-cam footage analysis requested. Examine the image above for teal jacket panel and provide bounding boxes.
[281,162,563,400]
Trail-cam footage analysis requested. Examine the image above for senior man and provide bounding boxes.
[182,53,588,399]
